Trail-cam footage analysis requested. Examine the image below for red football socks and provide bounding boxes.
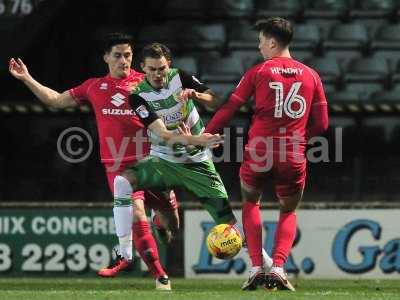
[132,221,166,278]
[273,211,297,267]
[242,201,263,267]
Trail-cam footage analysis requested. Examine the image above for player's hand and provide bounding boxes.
[178,122,223,148]
[178,89,197,102]
[197,133,224,148]
[9,58,31,82]
[178,122,191,136]
[179,123,203,154]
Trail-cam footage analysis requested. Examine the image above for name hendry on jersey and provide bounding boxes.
[270,67,303,75]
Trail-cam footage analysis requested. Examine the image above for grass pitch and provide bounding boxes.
[0,278,399,300]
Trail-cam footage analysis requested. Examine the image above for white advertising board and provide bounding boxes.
[184,209,400,278]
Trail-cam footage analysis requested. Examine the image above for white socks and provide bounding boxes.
[113,175,134,260]
[118,234,133,261]
[113,206,133,238]
[262,248,273,271]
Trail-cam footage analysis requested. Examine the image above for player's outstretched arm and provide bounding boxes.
[9,58,77,108]
[148,119,223,147]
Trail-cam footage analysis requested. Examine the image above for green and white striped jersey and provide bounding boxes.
[131,68,211,163]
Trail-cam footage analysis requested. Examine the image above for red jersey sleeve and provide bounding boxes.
[231,66,257,103]
[68,79,95,104]
[205,67,257,134]
[306,71,329,140]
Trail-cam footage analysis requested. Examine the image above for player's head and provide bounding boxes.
[102,32,134,78]
[254,17,293,60]
[140,42,172,90]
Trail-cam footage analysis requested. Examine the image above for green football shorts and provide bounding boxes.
[128,156,235,224]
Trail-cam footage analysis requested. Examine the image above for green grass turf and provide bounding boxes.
[0,278,399,300]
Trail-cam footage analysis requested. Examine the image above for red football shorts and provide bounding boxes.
[104,161,178,211]
[239,147,307,198]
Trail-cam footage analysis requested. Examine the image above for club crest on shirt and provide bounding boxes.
[151,101,161,109]
[172,87,183,102]
[136,105,149,118]
[110,93,126,107]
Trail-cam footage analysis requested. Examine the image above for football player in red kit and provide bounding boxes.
[206,17,329,291]
[9,33,178,290]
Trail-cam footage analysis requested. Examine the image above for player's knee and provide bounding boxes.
[279,201,297,213]
[240,186,261,204]
[241,180,262,200]
[113,175,132,199]
[278,190,303,212]
[132,207,147,222]
[131,199,147,221]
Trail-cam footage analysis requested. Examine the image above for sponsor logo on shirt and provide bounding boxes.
[110,93,126,107]
[102,108,135,115]
[136,105,150,118]
[163,111,182,125]
[100,83,108,90]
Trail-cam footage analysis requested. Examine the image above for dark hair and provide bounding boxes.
[141,42,172,63]
[254,17,293,47]
[102,32,134,54]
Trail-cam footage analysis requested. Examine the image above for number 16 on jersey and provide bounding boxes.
[270,82,306,119]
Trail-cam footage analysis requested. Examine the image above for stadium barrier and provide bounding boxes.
[1,201,399,278]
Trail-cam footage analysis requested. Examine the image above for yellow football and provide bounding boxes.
[206,224,242,259]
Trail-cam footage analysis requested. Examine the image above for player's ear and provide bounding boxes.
[167,59,172,67]
[272,38,280,50]
[103,53,109,64]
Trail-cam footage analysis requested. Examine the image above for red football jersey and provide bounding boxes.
[69,69,149,163]
[207,57,327,152]
[235,57,326,141]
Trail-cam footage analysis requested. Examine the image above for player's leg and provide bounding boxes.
[97,164,135,277]
[129,157,233,224]
[120,165,172,290]
[171,159,236,224]
[176,159,273,281]
[167,158,271,262]
[130,197,170,290]
[265,156,306,292]
[125,158,181,241]
[125,157,182,244]
[239,154,274,290]
[240,181,278,290]
[273,190,303,268]
[98,161,175,286]
[265,190,300,292]
[112,174,135,260]
[147,190,180,243]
